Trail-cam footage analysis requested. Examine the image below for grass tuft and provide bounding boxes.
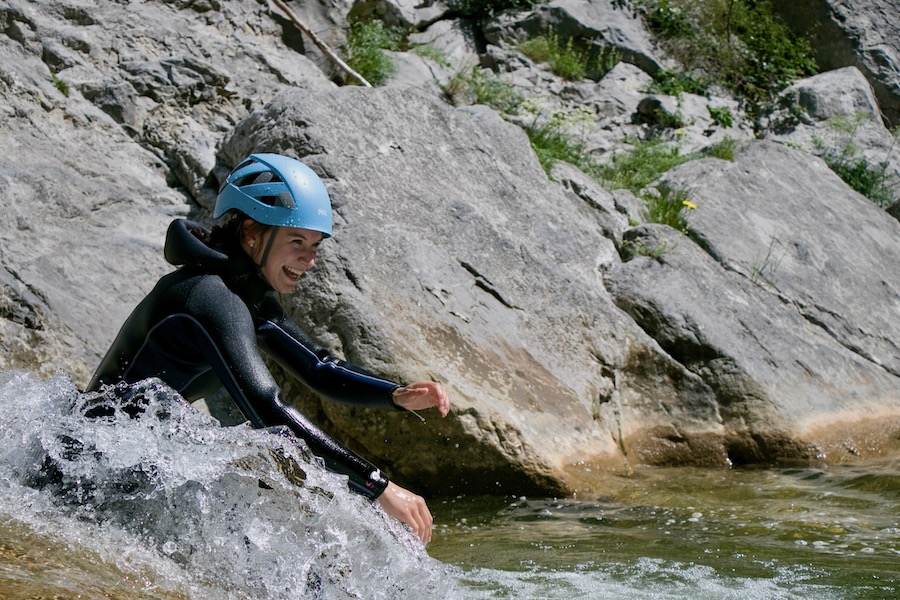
[519,32,620,81]
[344,20,403,86]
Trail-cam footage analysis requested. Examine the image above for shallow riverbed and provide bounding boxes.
[429,462,900,598]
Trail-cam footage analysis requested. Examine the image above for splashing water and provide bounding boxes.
[3,370,899,599]
[0,370,458,599]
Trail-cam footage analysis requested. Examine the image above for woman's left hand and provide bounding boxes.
[392,381,450,417]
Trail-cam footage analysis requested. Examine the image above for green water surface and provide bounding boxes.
[2,460,898,599]
[428,460,900,598]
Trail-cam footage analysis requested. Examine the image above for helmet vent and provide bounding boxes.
[233,172,295,209]
[248,172,276,185]
[213,153,332,236]
[277,192,295,209]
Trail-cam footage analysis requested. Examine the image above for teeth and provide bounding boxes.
[285,266,301,278]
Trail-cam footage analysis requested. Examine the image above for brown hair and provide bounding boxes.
[209,216,272,250]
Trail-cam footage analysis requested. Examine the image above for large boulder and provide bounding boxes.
[764,67,900,191]
[0,30,182,383]
[211,90,900,495]
[773,0,900,126]
[509,0,669,76]
[2,0,900,500]
[213,86,727,495]
[607,140,900,463]
[3,0,337,204]
[0,0,337,383]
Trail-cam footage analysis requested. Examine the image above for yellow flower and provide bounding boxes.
[682,200,697,209]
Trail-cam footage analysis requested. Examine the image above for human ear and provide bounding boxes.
[240,220,262,253]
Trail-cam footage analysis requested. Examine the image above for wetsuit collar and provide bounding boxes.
[164,219,229,268]
[164,219,275,309]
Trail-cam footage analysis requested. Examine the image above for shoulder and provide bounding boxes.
[181,272,251,319]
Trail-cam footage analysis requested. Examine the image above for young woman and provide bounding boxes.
[88,153,450,542]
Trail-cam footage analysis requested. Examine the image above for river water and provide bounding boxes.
[0,370,897,599]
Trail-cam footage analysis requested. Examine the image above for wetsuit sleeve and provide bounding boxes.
[184,278,390,498]
[255,308,402,411]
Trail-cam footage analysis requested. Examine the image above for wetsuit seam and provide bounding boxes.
[260,320,399,394]
[126,313,266,427]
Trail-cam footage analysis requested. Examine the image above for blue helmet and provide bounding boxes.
[214,153,333,237]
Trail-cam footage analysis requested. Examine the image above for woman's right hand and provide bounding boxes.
[377,481,433,543]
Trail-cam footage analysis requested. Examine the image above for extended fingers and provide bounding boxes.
[410,495,433,543]
[394,382,446,412]
[411,382,450,417]
[419,502,433,543]
[378,483,434,543]
[435,383,450,417]
[413,381,449,417]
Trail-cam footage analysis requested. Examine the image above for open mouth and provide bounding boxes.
[283,265,302,281]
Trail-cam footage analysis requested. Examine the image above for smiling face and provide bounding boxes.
[241,221,323,294]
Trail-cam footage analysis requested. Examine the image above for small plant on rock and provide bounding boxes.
[519,32,620,81]
[441,66,524,114]
[649,69,709,96]
[601,138,694,193]
[814,113,898,209]
[750,236,785,289]
[52,73,70,97]
[642,183,695,234]
[705,136,739,161]
[343,19,403,86]
[412,44,451,67]
[707,105,733,128]
[526,108,600,175]
[623,237,673,260]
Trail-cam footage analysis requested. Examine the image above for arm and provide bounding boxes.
[258,300,450,417]
[251,295,450,543]
[183,278,389,498]
[257,307,402,410]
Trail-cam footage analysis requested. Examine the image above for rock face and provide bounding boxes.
[764,66,900,194]
[773,0,900,126]
[608,141,900,463]
[1,0,899,497]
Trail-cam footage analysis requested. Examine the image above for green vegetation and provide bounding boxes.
[704,136,739,161]
[813,114,898,208]
[526,119,702,236]
[441,66,525,114]
[707,105,733,128]
[518,32,621,81]
[523,106,598,174]
[430,2,797,236]
[642,182,695,234]
[601,138,695,193]
[625,237,673,259]
[649,69,709,96]
[411,44,451,67]
[344,20,403,86]
[750,236,785,289]
[52,73,70,97]
[635,0,818,123]
[821,149,896,208]
[527,118,596,175]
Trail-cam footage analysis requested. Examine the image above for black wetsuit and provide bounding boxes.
[88,219,400,499]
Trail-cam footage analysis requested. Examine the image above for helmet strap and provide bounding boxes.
[257,226,278,269]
